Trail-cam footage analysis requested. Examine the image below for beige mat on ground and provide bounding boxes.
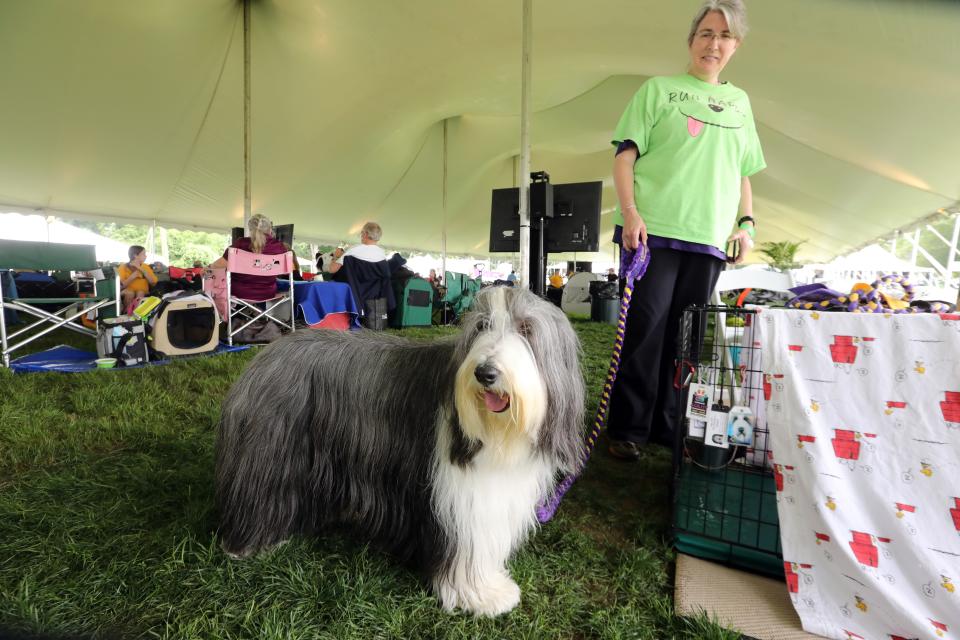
[674,554,824,640]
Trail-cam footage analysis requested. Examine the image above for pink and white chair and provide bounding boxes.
[221,248,296,345]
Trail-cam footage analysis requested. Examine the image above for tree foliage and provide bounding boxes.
[66,220,227,266]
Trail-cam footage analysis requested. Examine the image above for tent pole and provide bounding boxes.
[517,0,532,290]
[243,0,252,226]
[442,119,448,284]
[159,226,169,265]
[909,228,920,266]
[147,221,156,257]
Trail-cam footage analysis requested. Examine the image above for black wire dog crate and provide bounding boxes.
[671,305,783,578]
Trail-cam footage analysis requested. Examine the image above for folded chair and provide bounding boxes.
[0,238,120,368]
[224,248,296,345]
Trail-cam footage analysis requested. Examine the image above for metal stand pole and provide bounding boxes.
[518,0,532,289]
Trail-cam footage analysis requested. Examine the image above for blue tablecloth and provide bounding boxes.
[13,272,57,284]
[276,280,360,328]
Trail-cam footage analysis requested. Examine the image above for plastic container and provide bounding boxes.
[94,357,117,369]
[589,281,619,324]
[132,296,162,320]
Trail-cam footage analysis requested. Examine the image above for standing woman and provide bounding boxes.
[607,0,765,460]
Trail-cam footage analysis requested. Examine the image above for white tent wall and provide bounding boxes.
[0,0,958,263]
[0,213,160,264]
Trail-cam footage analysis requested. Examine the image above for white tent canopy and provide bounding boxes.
[0,1,957,263]
[827,244,932,273]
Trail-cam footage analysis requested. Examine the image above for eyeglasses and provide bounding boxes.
[696,30,736,42]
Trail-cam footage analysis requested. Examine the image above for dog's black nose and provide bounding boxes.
[474,364,499,386]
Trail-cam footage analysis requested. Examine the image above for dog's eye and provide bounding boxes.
[476,317,491,332]
[517,321,531,338]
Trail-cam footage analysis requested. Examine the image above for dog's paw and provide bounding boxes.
[435,572,521,617]
[221,538,288,560]
[224,548,252,560]
[471,573,521,617]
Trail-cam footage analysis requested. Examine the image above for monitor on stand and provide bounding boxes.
[273,224,294,248]
[489,176,602,295]
[546,182,601,253]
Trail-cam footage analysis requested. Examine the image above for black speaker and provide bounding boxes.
[530,180,554,220]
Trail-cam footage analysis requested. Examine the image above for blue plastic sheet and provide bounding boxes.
[10,343,249,374]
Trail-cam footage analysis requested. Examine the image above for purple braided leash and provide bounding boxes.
[536,244,650,523]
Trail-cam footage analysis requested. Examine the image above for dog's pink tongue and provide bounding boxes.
[483,391,510,413]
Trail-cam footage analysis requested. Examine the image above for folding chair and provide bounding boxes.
[338,255,394,331]
[711,267,795,374]
[0,238,120,368]
[224,248,296,345]
[711,268,796,307]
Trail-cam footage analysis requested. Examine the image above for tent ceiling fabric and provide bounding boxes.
[0,0,957,262]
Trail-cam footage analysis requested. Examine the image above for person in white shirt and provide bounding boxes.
[328,222,386,275]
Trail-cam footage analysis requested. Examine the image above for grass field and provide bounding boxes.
[0,317,740,639]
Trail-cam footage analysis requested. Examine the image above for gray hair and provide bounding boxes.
[247,213,273,254]
[361,221,382,242]
[687,0,748,45]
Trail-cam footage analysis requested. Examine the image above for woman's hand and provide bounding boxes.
[622,210,648,252]
[726,229,754,264]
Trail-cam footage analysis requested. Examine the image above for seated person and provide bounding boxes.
[327,222,386,277]
[118,245,158,309]
[209,213,288,300]
[151,261,170,283]
[315,246,344,281]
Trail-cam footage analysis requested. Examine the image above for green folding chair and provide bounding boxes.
[442,271,464,305]
[0,239,121,367]
[390,277,433,328]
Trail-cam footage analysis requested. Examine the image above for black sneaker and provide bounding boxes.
[608,439,642,461]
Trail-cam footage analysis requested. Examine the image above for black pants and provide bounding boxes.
[607,248,724,445]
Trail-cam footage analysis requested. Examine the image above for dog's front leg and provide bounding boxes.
[432,552,521,617]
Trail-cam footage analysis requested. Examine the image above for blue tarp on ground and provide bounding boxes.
[10,343,249,374]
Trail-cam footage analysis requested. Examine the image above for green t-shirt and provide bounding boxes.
[612,73,766,250]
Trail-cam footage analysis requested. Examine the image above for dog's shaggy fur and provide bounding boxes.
[215,286,584,615]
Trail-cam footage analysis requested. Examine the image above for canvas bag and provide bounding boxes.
[96,315,149,366]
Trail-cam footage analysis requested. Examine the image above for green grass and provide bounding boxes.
[0,318,742,639]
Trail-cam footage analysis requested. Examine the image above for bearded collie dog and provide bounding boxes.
[216,286,584,615]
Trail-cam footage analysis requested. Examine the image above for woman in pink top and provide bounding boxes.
[211,214,287,300]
